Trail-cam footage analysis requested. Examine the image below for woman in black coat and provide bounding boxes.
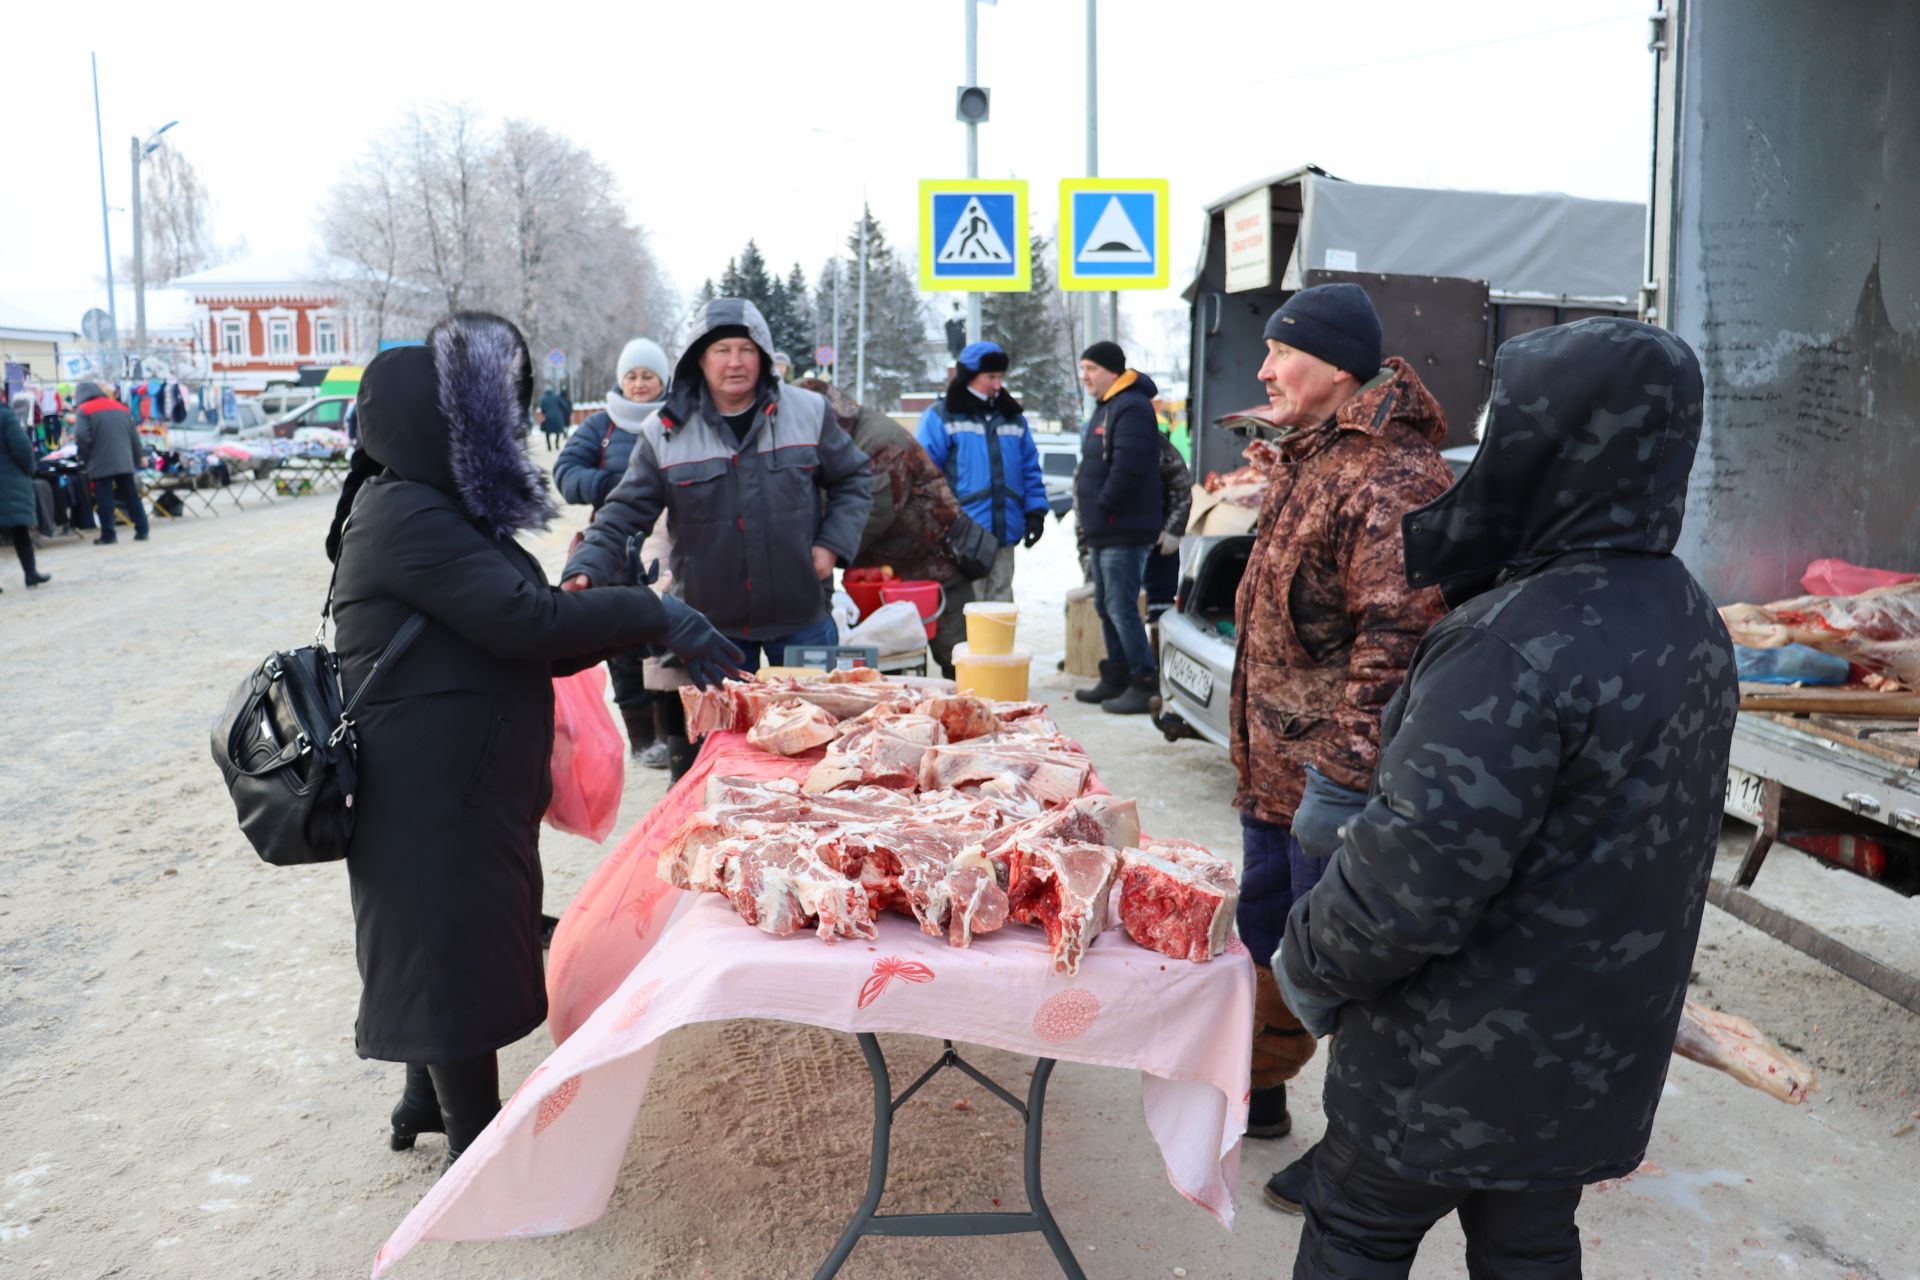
[326,313,741,1167]
[0,394,50,589]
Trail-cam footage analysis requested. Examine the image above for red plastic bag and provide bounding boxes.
[1800,558,1919,596]
[544,666,625,842]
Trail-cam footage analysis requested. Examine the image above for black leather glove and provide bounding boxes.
[659,596,747,689]
[1023,510,1047,548]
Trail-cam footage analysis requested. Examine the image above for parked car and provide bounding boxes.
[257,386,317,420]
[164,400,271,450]
[1032,429,1078,517]
[269,395,353,439]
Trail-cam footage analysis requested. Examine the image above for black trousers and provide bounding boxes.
[92,474,149,540]
[1295,1122,1583,1280]
[6,526,39,583]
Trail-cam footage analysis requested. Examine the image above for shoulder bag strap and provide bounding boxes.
[330,613,428,746]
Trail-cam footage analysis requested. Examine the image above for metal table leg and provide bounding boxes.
[814,1033,1086,1280]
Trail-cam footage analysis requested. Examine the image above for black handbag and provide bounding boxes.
[943,510,999,580]
[211,580,425,867]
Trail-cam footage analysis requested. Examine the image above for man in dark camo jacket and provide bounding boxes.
[1277,317,1739,1278]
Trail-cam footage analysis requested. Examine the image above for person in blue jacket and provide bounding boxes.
[916,340,1048,603]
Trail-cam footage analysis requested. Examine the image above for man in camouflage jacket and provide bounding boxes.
[1229,284,1453,1143]
[1278,318,1738,1276]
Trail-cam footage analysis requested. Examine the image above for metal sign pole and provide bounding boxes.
[964,0,982,345]
[90,54,119,365]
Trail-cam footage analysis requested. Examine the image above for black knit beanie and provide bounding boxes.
[1262,283,1382,380]
[1080,341,1126,374]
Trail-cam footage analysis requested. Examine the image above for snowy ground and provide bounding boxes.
[1,449,1917,1279]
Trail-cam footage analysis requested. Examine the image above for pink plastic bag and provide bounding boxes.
[1801,558,1920,597]
[544,666,625,842]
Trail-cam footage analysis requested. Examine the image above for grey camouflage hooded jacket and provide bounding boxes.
[562,299,872,642]
[1278,317,1739,1191]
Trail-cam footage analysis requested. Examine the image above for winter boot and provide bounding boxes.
[1263,1142,1318,1214]
[1246,1083,1292,1139]
[665,735,697,784]
[1101,670,1156,716]
[389,1064,444,1151]
[429,1053,501,1172]
[620,705,655,761]
[1075,659,1128,704]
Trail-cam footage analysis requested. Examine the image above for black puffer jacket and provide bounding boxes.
[1075,370,1163,548]
[1279,317,1739,1190]
[331,322,673,1063]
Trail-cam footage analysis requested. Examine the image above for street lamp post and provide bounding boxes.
[964,0,982,345]
[90,54,119,363]
[130,120,178,358]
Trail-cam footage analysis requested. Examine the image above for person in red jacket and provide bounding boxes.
[72,380,150,543]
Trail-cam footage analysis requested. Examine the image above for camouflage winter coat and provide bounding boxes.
[844,403,967,585]
[1278,318,1739,1190]
[1229,357,1452,825]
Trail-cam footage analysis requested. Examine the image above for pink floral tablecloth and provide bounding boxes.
[371,734,1254,1277]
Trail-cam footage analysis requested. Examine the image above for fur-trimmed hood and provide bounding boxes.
[942,376,1022,421]
[355,315,557,540]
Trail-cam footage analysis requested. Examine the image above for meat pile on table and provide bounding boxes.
[666,672,1239,973]
[1721,580,1920,689]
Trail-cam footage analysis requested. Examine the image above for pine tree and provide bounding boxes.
[734,240,774,308]
[982,233,1079,428]
[783,263,814,366]
[830,205,931,412]
[718,257,743,299]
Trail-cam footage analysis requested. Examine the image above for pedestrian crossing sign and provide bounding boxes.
[1059,178,1170,290]
[920,179,1031,292]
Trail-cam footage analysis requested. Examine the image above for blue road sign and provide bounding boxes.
[1059,178,1170,290]
[919,180,1030,292]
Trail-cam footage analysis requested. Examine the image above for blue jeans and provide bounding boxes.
[1091,544,1154,674]
[1237,813,1332,969]
[733,612,841,673]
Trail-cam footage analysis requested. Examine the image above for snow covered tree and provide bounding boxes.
[983,233,1079,428]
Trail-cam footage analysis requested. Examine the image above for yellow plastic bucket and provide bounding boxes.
[963,602,1019,654]
[952,643,1032,702]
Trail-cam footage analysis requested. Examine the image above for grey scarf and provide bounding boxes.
[605,389,663,433]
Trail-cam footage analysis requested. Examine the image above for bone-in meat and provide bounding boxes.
[746,697,839,756]
[1672,1000,1816,1103]
[1115,837,1239,963]
[1005,840,1120,975]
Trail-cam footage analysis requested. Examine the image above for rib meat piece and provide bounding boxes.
[920,742,1093,807]
[1005,840,1120,975]
[722,836,876,942]
[974,795,1141,869]
[1672,1000,1816,1103]
[804,716,948,793]
[1116,837,1239,963]
[1721,581,1920,689]
[746,697,839,756]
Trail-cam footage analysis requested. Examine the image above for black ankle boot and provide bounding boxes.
[665,735,696,783]
[1076,659,1128,704]
[619,704,655,760]
[429,1053,501,1169]
[1101,670,1157,715]
[390,1064,444,1151]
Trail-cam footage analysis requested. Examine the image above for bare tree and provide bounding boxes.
[124,140,215,283]
[321,102,675,382]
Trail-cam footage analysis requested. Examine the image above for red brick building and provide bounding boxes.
[172,252,350,394]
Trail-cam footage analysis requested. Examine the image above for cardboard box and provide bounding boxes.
[1186,483,1262,536]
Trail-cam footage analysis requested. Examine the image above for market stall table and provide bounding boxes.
[370,731,1254,1278]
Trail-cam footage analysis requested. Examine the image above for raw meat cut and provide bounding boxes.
[1721,581,1920,689]
[913,696,1000,742]
[1005,840,1120,975]
[746,698,839,756]
[721,836,876,941]
[974,795,1142,868]
[804,716,948,793]
[1115,837,1239,963]
[1672,1000,1816,1104]
[921,742,1093,807]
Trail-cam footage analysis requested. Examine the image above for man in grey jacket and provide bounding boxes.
[73,381,150,544]
[562,298,872,670]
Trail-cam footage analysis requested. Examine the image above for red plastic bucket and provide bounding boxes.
[878,580,946,640]
[844,577,888,620]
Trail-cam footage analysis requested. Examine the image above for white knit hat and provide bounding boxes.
[616,338,670,384]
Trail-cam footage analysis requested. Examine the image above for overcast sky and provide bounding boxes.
[9,0,1654,365]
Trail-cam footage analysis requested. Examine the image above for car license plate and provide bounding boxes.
[1163,650,1214,706]
[1724,766,1767,822]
